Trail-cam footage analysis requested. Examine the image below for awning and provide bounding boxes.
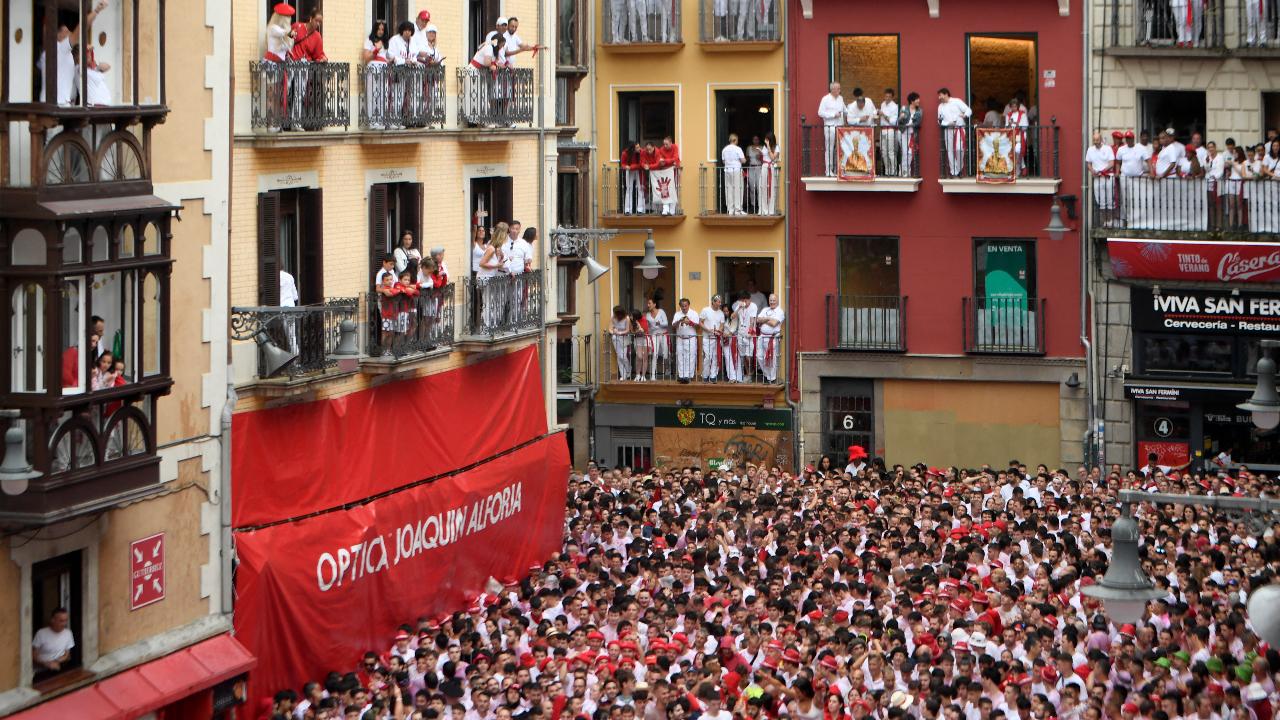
[11,633,256,720]
[35,194,180,220]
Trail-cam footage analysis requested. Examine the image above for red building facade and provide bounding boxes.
[787,0,1087,469]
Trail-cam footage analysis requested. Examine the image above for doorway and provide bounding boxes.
[715,256,774,307]
[469,176,514,243]
[469,0,502,55]
[618,91,676,148]
[618,255,677,314]
[714,89,775,155]
[31,550,84,679]
[820,378,875,466]
[966,34,1037,117]
[1139,90,1206,141]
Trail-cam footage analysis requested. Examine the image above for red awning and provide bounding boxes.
[11,633,256,720]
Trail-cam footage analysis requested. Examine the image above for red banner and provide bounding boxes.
[234,433,569,707]
[1138,440,1190,468]
[231,347,547,528]
[1108,238,1280,283]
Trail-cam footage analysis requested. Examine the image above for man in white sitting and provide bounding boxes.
[32,607,75,681]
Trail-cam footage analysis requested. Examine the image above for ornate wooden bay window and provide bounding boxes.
[0,0,174,526]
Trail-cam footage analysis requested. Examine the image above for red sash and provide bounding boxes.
[264,51,286,62]
[763,160,775,198]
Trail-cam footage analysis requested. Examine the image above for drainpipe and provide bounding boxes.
[1080,0,1100,468]
[589,6,601,464]
[219,381,235,615]
[783,0,802,469]
[537,0,551,427]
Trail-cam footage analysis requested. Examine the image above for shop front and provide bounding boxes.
[1125,287,1280,471]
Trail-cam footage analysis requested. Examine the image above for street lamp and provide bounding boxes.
[1238,339,1280,430]
[1087,490,1280,645]
[1081,503,1165,625]
[636,232,663,280]
[1044,196,1069,241]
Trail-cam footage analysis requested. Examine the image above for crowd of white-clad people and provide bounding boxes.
[258,455,1280,720]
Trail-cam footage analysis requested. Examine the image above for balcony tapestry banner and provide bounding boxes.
[234,433,570,712]
[837,127,875,181]
[1107,238,1280,284]
[1118,178,1208,231]
[975,128,1018,183]
[231,346,546,527]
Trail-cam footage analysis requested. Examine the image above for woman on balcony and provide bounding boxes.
[387,22,419,130]
[757,133,779,216]
[262,4,297,132]
[478,222,507,330]
[362,20,390,129]
[630,308,649,382]
[644,295,670,381]
[610,306,633,382]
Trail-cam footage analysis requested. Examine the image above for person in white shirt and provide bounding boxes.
[501,17,534,65]
[745,278,767,311]
[387,21,418,129]
[937,88,973,177]
[721,134,747,215]
[502,222,529,276]
[1004,97,1030,176]
[484,17,508,45]
[1155,128,1187,178]
[817,83,846,176]
[671,298,700,383]
[878,89,900,176]
[746,136,763,209]
[726,292,757,383]
[754,293,784,383]
[1086,132,1117,218]
[758,133,780,214]
[362,20,391,128]
[644,296,670,380]
[32,608,75,680]
[700,295,726,382]
[845,87,877,126]
[466,34,505,123]
[280,268,301,353]
[1115,131,1150,177]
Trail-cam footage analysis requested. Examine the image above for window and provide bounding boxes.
[556,75,585,127]
[1263,92,1280,138]
[714,90,775,157]
[369,182,424,283]
[618,255,677,313]
[974,239,1036,300]
[557,0,588,67]
[267,0,322,21]
[619,91,675,147]
[469,0,501,55]
[1140,90,1206,141]
[838,237,899,298]
[1137,334,1235,375]
[31,551,83,682]
[258,189,323,306]
[370,0,410,30]
[830,35,899,99]
[715,257,773,306]
[556,264,571,315]
[557,150,590,227]
[966,34,1037,119]
[821,378,874,465]
[469,176,514,245]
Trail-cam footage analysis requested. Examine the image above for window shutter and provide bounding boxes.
[369,183,388,283]
[258,191,281,306]
[300,188,325,304]
[405,182,424,250]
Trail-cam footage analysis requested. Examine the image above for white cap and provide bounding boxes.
[497,17,508,25]
[969,631,987,649]
[425,23,438,32]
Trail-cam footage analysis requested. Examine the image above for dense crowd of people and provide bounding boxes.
[260,455,1280,720]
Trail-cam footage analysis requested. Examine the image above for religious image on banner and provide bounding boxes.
[976,128,1018,183]
[837,127,876,182]
[649,166,679,213]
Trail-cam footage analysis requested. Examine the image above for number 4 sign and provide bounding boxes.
[130,533,165,610]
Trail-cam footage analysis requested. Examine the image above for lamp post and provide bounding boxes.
[1085,489,1280,645]
[635,231,663,280]
[1238,339,1280,430]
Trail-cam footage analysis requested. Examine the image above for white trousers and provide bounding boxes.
[824,125,839,176]
[611,0,629,41]
[756,334,779,381]
[1246,0,1269,45]
[625,169,647,213]
[733,0,753,38]
[612,334,631,380]
[629,0,651,40]
[900,128,916,177]
[879,127,898,176]
[944,125,965,177]
[758,164,777,214]
[702,337,722,379]
[651,0,672,42]
[649,334,669,378]
[675,335,697,378]
[725,167,744,214]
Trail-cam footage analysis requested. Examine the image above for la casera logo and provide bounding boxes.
[1217,250,1280,282]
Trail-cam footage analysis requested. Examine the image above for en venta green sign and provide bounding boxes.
[655,407,792,431]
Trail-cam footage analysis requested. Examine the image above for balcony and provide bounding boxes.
[600,332,783,385]
[361,284,455,374]
[250,62,351,132]
[460,271,545,345]
[799,121,924,192]
[936,123,1061,194]
[825,295,907,352]
[962,297,1046,355]
[1092,176,1280,239]
[697,0,781,48]
[1237,0,1280,51]
[359,64,446,130]
[230,299,360,392]
[601,1,683,50]
[698,163,783,225]
[600,163,685,226]
[1103,0,1226,54]
[456,68,535,128]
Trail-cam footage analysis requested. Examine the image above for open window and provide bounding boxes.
[557,150,591,228]
[469,175,514,242]
[714,89,774,156]
[258,188,324,306]
[468,0,501,55]
[31,550,83,683]
[618,91,676,147]
[966,34,1037,122]
[369,182,423,283]
[715,256,773,307]
[830,35,899,98]
[1139,90,1206,141]
[369,0,408,30]
[618,255,676,313]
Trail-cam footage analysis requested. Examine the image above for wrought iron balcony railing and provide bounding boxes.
[1092,175,1280,238]
[359,63,446,129]
[602,0,683,44]
[601,331,784,384]
[1105,0,1226,48]
[456,67,535,127]
[250,61,351,131]
[230,299,359,380]
[601,163,684,217]
[1239,0,1280,48]
[365,283,455,359]
[699,162,782,217]
[799,122,923,179]
[698,0,780,42]
[962,296,1046,355]
[825,295,908,351]
[461,270,545,338]
[937,123,1059,180]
